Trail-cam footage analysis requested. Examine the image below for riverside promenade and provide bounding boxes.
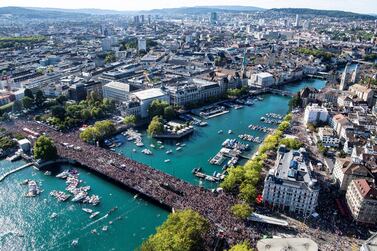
[6,120,259,248]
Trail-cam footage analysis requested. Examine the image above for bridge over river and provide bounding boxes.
[6,120,261,248]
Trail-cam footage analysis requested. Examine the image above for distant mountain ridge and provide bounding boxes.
[268,8,376,20]
[0,6,90,19]
[0,6,375,19]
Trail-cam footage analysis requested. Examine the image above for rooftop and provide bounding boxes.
[133,88,166,101]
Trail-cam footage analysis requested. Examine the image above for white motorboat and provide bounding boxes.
[166,149,173,154]
[89,211,100,219]
[82,208,93,214]
[72,191,87,202]
[164,159,171,163]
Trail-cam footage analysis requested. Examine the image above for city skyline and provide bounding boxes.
[1,0,377,14]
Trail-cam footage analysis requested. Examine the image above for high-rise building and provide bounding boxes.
[133,16,140,25]
[210,12,218,24]
[140,15,145,23]
[295,14,300,27]
[148,15,151,24]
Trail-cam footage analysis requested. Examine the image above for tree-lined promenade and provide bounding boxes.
[6,120,260,248]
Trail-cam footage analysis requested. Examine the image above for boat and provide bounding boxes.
[132,149,137,153]
[20,179,30,185]
[218,130,223,134]
[56,171,69,179]
[181,144,186,147]
[91,229,97,234]
[50,212,58,219]
[228,130,233,134]
[176,147,182,151]
[166,150,173,154]
[71,239,79,247]
[82,208,93,214]
[157,141,163,144]
[89,211,100,219]
[72,191,87,202]
[133,194,139,199]
[102,226,108,232]
[135,141,144,147]
[150,144,155,148]
[199,121,208,127]
[159,145,165,149]
[141,149,152,155]
[176,143,181,146]
[44,171,52,176]
[25,180,41,197]
[164,159,171,163]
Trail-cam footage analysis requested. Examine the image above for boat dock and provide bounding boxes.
[0,163,33,182]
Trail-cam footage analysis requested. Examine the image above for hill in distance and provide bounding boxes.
[267,8,376,20]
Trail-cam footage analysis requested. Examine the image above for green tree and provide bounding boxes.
[51,106,66,120]
[141,210,209,251]
[280,138,303,150]
[228,242,254,251]
[163,106,176,120]
[147,116,164,136]
[94,120,116,139]
[148,100,169,118]
[33,135,57,161]
[22,96,34,109]
[123,115,137,126]
[79,127,100,144]
[288,94,301,110]
[81,109,92,121]
[35,90,46,107]
[12,100,23,113]
[105,52,116,63]
[277,121,290,132]
[231,203,253,220]
[24,88,34,99]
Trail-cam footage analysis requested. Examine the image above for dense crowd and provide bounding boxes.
[7,120,259,247]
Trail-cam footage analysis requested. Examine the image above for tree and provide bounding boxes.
[56,95,68,105]
[22,96,34,109]
[280,138,303,150]
[33,135,57,161]
[147,116,164,136]
[94,120,116,139]
[277,121,290,132]
[141,210,209,251]
[80,127,100,144]
[12,100,23,113]
[51,106,66,120]
[163,106,176,120]
[148,100,169,118]
[288,94,301,110]
[123,115,137,126]
[35,90,46,107]
[81,109,92,121]
[228,242,254,251]
[105,52,116,64]
[231,204,253,220]
[24,88,34,99]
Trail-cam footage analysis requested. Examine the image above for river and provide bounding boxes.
[0,78,326,251]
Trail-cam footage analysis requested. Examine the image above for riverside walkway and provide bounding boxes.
[0,162,33,182]
[6,120,260,247]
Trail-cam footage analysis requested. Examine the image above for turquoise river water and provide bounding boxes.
[0,79,326,251]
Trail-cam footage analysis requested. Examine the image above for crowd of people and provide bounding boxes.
[6,119,366,249]
[7,119,260,247]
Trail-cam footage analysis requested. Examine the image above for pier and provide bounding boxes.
[6,120,260,247]
[0,163,33,182]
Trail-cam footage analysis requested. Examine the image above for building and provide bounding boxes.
[294,14,300,27]
[249,72,274,87]
[346,179,377,224]
[333,158,374,191]
[138,38,147,52]
[257,238,318,251]
[101,37,117,51]
[303,104,329,125]
[124,88,168,118]
[360,232,377,251]
[349,84,375,107]
[262,146,319,216]
[210,12,218,24]
[330,114,353,140]
[318,127,340,148]
[102,81,133,102]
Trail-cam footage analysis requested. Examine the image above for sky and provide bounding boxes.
[1,0,377,14]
